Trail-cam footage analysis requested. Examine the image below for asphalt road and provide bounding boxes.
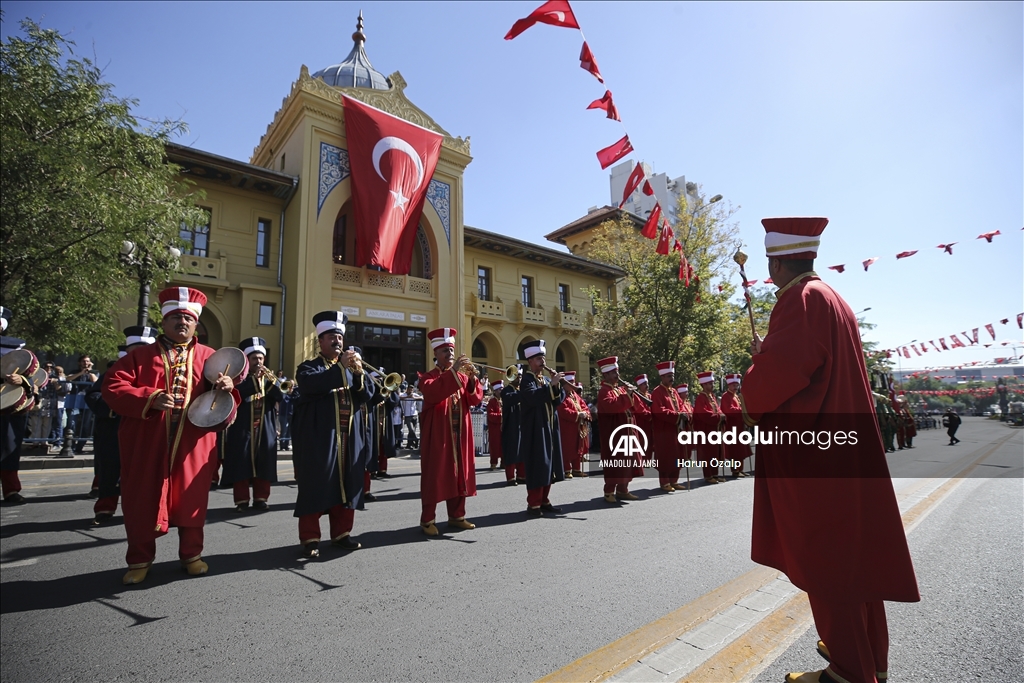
[1,417,1020,683]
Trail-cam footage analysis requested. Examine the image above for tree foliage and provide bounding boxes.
[0,17,205,356]
[581,188,741,388]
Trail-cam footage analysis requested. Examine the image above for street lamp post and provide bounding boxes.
[120,241,181,327]
[894,338,917,390]
[682,193,723,246]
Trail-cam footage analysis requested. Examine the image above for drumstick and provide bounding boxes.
[209,363,231,410]
[0,366,21,393]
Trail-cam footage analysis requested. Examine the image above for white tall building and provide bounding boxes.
[608,160,697,225]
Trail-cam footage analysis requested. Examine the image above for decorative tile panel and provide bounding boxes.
[426,179,451,248]
[318,142,350,218]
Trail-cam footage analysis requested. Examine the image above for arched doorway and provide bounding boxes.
[555,339,579,374]
[471,330,504,383]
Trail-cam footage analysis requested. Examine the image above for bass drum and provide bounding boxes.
[1,348,39,379]
[0,384,34,415]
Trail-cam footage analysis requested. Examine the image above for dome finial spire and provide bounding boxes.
[352,10,366,44]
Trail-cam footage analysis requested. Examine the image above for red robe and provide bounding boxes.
[103,339,240,542]
[719,390,752,463]
[557,390,588,472]
[651,384,683,474]
[598,382,635,482]
[631,391,653,475]
[742,273,918,602]
[486,396,503,465]
[691,390,723,477]
[418,366,483,504]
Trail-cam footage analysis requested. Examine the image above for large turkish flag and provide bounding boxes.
[342,96,443,274]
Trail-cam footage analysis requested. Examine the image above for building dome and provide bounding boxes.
[312,12,390,90]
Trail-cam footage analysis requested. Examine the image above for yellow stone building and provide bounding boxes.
[129,20,621,385]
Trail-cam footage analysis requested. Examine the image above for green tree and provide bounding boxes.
[1,17,205,356]
[721,285,775,376]
[581,188,741,388]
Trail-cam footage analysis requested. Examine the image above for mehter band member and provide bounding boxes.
[720,374,750,478]
[417,328,482,536]
[651,361,684,492]
[742,217,919,683]
[103,287,240,584]
[597,356,638,504]
[516,339,565,517]
[291,311,374,557]
[556,372,589,478]
[222,337,282,512]
[1,306,34,506]
[692,371,725,484]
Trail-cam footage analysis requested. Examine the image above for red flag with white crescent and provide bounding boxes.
[619,162,644,207]
[985,323,995,340]
[579,41,604,83]
[656,222,674,255]
[596,135,633,170]
[586,90,620,121]
[342,96,443,274]
[505,0,579,39]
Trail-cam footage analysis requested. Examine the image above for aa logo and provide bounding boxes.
[608,424,648,459]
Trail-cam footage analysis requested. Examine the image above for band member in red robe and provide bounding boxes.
[418,328,483,536]
[651,362,685,492]
[1,307,36,505]
[556,371,588,478]
[596,356,638,504]
[720,374,750,477]
[222,337,282,512]
[104,287,240,585]
[676,385,694,487]
[486,381,503,471]
[692,371,725,484]
[742,217,919,683]
[516,339,565,516]
[631,374,653,480]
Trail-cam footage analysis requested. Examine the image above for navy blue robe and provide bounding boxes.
[517,371,566,489]
[501,384,523,465]
[222,375,282,486]
[292,358,374,516]
[85,372,121,499]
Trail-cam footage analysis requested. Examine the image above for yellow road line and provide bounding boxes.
[537,567,779,683]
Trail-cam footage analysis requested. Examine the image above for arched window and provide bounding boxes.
[472,338,487,360]
[555,346,566,373]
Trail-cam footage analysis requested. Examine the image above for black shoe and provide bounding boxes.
[88,489,100,498]
[331,536,361,551]
[506,480,519,487]
[3,493,26,506]
[525,507,543,517]
[540,503,562,514]
[364,492,376,502]
[92,512,114,526]
[516,477,527,485]
[253,500,269,511]
[234,503,249,513]
[302,542,320,558]
[377,471,392,479]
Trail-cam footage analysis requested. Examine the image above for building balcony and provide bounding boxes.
[180,252,228,280]
[473,296,506,320]
[332,264,434,299]
[556,309,583,330]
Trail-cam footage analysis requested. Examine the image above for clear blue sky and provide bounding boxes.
[4,1,1022,371]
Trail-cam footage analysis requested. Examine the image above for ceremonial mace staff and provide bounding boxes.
[733,247,758,341]
[733,247,757,477]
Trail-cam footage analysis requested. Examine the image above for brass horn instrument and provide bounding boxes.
[352,354,403,397]
[476,363,520,383]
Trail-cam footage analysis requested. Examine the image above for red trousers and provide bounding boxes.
[364,471,371,493]
[127,526,204,568]
[94,495,119,515]
[657,456,680,486]
[421,496,466,525]
[1,469,22,497]
[526,485,551,508]
[378,452,388,473]
[603,478,632,495]
[809,594,889,683]
[504,462,525,481]
[233,478,271,505]
[298,504,354,544]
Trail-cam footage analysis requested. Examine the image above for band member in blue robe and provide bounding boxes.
[515,340,565,516]
[223,337,282,512]
[292,312,374,557]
